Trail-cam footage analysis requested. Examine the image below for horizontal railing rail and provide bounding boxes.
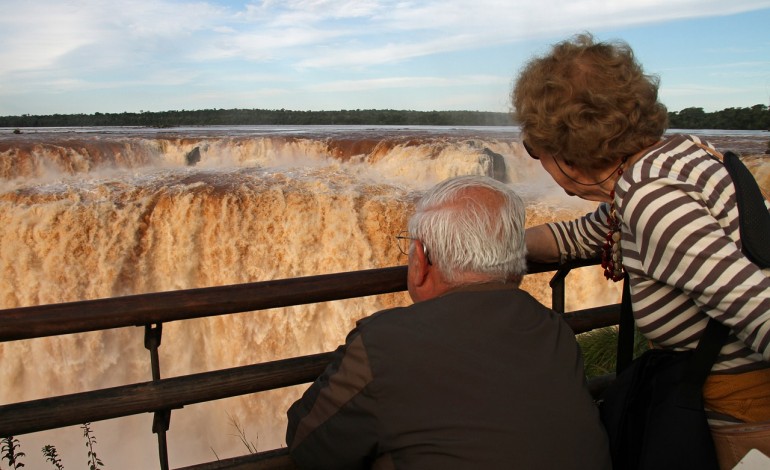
[0,259,601,343]
[0,257,616,470]
[0,266,407,342]
[177,448,296,470]
[0,353,333,437]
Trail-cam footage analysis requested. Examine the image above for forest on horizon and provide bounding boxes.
[0,104,768,130]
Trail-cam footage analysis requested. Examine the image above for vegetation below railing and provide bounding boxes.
[578,326,649,378]
[1,424,103,470]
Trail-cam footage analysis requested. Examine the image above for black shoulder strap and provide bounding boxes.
[677,317,729,409]
[724,151,770,269]
[615,273,635,374]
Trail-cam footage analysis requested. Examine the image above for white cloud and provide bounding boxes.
[3,0,768,74]
[243,0,383,26]
[0,3,99,72]
[308,75,508,92]
[235,0,770,69]
[0,0,229,76]
[0,0,768,113]
[193,27,346,61]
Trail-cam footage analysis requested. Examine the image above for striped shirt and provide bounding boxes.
[549,134,770,374]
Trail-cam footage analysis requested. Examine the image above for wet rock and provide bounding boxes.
[186,147,201,166]
[482,147,508,183]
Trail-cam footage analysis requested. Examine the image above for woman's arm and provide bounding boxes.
[525,224,561,264]
[526,204,610,265]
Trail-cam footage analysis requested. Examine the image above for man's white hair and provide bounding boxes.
[408,175,527,284]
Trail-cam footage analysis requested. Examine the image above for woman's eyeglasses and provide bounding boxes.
[522,140,539,160]
[523,139,626,187]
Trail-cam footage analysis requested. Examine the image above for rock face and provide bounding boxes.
[186,146,201,166]
[483,147,508,182]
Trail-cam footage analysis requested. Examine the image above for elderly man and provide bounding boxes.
[286,175,611,469]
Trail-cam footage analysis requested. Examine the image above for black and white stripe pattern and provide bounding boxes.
[549,134,770,373]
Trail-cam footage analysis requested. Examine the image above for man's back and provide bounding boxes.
[287,286,611,469]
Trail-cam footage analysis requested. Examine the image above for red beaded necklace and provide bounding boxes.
[601,161,627,282]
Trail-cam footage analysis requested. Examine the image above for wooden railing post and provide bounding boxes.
[145,323,171,470]
[549,267,571,314]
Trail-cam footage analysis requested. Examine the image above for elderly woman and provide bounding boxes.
[513,33,770,468]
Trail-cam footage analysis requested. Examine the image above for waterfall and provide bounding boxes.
[12,126,753,468]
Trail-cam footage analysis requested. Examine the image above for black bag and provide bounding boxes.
[600,313,727,470]
[599,150,768,470]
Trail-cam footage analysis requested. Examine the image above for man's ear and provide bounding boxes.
[409,240,431,288]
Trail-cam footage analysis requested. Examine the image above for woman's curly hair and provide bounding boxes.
[511,33,668,171]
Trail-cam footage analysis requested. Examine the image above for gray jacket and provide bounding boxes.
[286,285,611,469]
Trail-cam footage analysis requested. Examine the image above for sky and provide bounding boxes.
[0,0,769,116]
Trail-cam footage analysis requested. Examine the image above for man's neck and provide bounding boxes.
[441,278,521,297]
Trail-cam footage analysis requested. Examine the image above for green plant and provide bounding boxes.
[1,436,25,469]
[42,445,64,470]
[578,326,649,378]
[81,423,104,470]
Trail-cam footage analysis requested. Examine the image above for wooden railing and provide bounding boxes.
[0,259,619,470]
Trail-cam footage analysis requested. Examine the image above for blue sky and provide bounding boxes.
[0,0,768,116]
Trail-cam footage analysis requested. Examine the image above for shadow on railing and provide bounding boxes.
[0,258,618,470]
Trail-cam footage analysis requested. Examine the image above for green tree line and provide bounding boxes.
[0,104,768,129]
[667,104,769,130]
[0,109,513,128]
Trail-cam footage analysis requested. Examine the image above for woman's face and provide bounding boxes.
[523,140,615,203]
